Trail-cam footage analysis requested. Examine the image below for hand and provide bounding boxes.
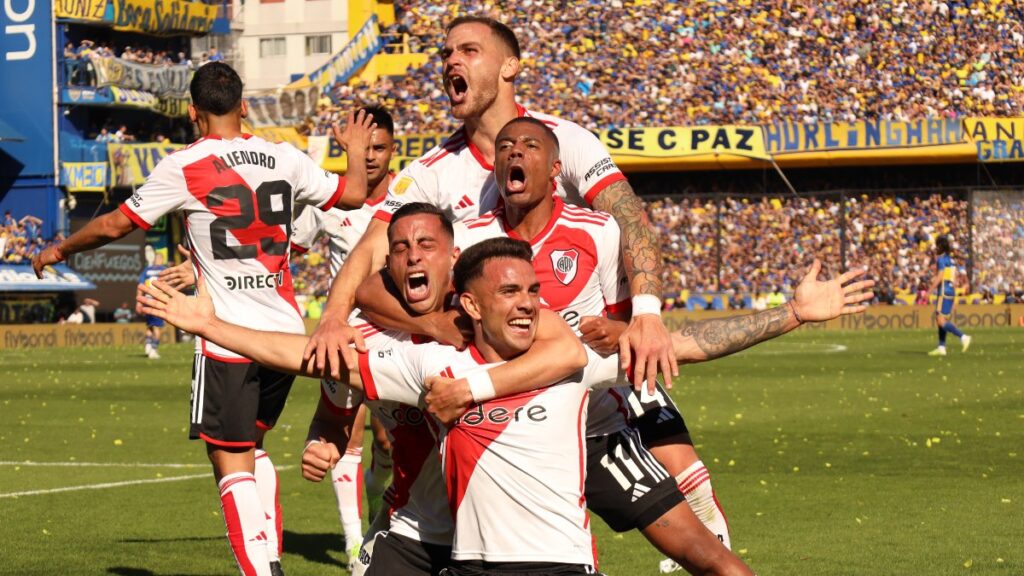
[301,438,340,482]
[332,109,376,155]
[619,313,678,394]
[792,259,876,322]
[424,375,474,427]
[136,277,215,336]
[158,244,195,290]
[579,316,628,356]
[429,308,473,350]
[303,315,367,381]
[32,245,64,279]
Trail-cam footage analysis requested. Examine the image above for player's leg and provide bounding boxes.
[149,325,162,359]
[629,383,731,547]
[351,506,393,576]
[253,367,296,575]
[938,299,970,350]
[334,403,368,566]
[364,412,394,521]
[585,428,748,575]
[192,356,273,576]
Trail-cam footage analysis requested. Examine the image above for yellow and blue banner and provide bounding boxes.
[598,126,769,160]
[763,118,964,154]
[964,117,1024,163]
[109,87,190,117]
[111,0,217,35]
[308,15,382,90]
[55,0,106,21]
[107,142,183,187]
[61,162,108,192]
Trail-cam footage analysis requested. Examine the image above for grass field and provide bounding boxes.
[1,327,1022,575]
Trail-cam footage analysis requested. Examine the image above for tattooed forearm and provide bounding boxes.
[679,304,795,360]
[592,180,663,298]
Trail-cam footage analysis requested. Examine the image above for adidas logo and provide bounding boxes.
[656,408,674,424]
[250,531,267,542]
[631,483,650,502]
[335,474,354,483]
[455,195,475,210]
[341,218,351,227]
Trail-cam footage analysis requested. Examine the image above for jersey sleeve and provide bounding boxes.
[119,156,187,230]
[357,341,431,406]
[372,161,441,222]
[452,218,501,252]
[581,346,628,390]
[557,121,626,206]
[290,205,323,252]
[289,145,345,210]
[596,217,630,316]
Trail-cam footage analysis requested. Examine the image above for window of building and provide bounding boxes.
[259,37,286,58]
[305,35,331,56]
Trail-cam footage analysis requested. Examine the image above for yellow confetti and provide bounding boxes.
[113,439,123,446]
[963,559,973,568]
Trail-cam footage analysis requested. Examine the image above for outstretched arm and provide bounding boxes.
[138,278,358,383]
[590,179,677,391]
[33,208,136,278]
[355,271,471,348]
[673,259,874,362]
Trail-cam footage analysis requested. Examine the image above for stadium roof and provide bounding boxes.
[0,118,24,142]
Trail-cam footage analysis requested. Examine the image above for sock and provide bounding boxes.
[938,327,947,347]
[333,448,364,550]
[218,472,272,576]
[945,322,965,338]
[676,460,731,550]
[253,449,282,561]
[365,441,393,503]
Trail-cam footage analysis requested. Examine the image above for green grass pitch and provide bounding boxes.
[1,327,1021,575]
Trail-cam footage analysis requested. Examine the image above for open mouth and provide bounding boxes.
[505,165,527,193]
[406,271,430,302]
[448,74,468,104]
[507,317,532,334]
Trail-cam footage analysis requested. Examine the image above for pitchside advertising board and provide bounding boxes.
[1,0,57,233]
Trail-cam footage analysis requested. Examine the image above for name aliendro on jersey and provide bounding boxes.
[213,150,277,173]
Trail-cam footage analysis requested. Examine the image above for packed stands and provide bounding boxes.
[0,212,64,265]
[318,0,1024,135]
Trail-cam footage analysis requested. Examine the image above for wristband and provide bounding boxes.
[304,439,323,450]
[467,370,497,403]
[788,300,804,324]
[631,294,662,317]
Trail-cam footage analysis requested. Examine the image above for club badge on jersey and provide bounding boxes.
[551,248,580,286]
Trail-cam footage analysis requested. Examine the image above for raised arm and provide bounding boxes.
[422,309,587,425]
[590,179,677,391]
[329,109,375,209]
[304,218,390,375]
[32,208,136,277]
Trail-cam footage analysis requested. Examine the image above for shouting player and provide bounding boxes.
[928,234,971,356]
[306,15,677,393]
[33,62,372,576]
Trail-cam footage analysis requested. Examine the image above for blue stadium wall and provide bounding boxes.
[0,0,61,238]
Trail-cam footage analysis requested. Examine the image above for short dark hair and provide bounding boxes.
[500,117,560,155]
[447,15,521,59]
[360,105,395,136]
[190,62,243,116]
[936,234,952,255]
[388,202,454,243]
[453,237,533,293]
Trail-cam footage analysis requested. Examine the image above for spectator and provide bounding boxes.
[79,298,99,323]
[114,302,133,323]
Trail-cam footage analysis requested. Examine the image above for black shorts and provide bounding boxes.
[585,427,685,532]
[364,531,451,576]
[189,354,295,447]
[442,561,596,575]
[626,380,693,446]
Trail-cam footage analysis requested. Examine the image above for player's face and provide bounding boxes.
[495,122,561,210]
[466,258,540,357]
[386,215,457,315]
[442,23,507,119]
[365,128,396,187]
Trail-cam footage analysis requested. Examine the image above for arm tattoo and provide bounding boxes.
[680,304,793,360]
[591,180,663,297]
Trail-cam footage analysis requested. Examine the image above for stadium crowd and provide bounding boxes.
[317,0,1024,135]
[0,212,62,265]
[290,188,1024,313]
